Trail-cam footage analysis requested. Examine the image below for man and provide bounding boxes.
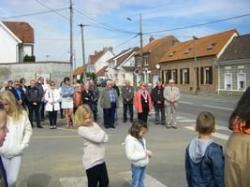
[100,80,119,128]
[0,102,9,187]
[36,77,45,121]
[164,79,180,129]
[27,80,43,128]
[81,82,94,112]
[151,81,165,125]
[121,80,134,123]
[89,80,99,121]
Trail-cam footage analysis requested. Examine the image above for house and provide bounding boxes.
[86,47,115,75]
[134,35,179,85]
[159,29,238,94]
[217,34,250,95]
[0,21,34,63]
[106,47,138,86]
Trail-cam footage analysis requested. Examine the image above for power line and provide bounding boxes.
[33,0,68,20]
[2,7,68,19]
[74,8,137,34]
[144,13,250,34]
[114,34,138,48]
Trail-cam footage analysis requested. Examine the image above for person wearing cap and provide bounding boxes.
[164,79,180,129]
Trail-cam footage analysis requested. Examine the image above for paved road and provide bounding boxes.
[17,93,240,187]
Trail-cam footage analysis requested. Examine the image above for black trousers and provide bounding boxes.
[103,102,116,128]
[86,162,109,187]
[123,103,133,122]
[48,111,57,126]
[138,108,149,123]
[40,102,45,120]
[28,103,40,127]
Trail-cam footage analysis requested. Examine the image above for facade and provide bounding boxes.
[86,47,114,74]
[159,29,238,94]
[0,61,70,86]
[218,34,250,95]
[134,35,178,85]
[106,48,138,86]
[0,21,34,63]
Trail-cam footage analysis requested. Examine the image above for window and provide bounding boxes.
[224,73,232,90]
[200,67,204,84]
[237,73,246,90]
[171,69,178,84]
[204,66,213,84]
[180,68,189,84]
[144,56,149,66]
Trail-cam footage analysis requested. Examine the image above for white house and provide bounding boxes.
[106,47,138,86]
[87,47,114,74]
[0,21,34,63]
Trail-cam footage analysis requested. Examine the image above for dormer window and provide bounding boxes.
[168,51,176,57]
[184,48,192,54]
[207,42,217,50]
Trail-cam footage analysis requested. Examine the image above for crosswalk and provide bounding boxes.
[176,115,231,141]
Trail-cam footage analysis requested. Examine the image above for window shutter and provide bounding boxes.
[176,69,178,84]
[180,69,183,84]
[200,67,204,84]
[187,69,190,84]
[209,67,213,84]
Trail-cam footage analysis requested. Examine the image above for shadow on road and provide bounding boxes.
[19,173,51,187]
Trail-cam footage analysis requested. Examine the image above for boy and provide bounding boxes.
[185,112,224,187]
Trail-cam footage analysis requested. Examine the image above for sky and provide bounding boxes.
[1,0,250,68]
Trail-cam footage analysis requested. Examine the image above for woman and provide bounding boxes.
[225,86,250,187]
[60,77,74,128]
[45,81,61,129]
[0,91,32,186]
[134,82,152,124]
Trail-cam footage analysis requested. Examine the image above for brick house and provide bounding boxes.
[159,29,238,94]
[218,34,250,95]
[134,35,178,85]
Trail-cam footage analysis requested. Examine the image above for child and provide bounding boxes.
[75,104,109,187]
[125,120,152,187]
[185,112,224,187]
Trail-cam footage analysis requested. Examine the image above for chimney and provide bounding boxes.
[149,36,154,43]
[94,50,98,54]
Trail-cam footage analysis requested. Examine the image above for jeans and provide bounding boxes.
[131,164,146,187]
[123,103,133,122]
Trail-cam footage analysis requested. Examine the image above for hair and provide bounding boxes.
[229,86,250,130]
[129,120,148,139]
[49,81,56,86]
[0,102,5,111]
[19,78,26,84]
[195,112,215,134]
[74,104,93,126]
[0,91,23,121]
[63,77,70,83]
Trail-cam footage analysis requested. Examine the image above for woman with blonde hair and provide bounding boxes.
[0,91,32,187]
[75,104,109,187]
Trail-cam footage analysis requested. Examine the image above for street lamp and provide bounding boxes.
[193,36,199,94]
[155,63,161,81]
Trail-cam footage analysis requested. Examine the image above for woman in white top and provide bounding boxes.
[0,91,32,187]
[45,81,61,129]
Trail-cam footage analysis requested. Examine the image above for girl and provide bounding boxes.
[75,104,109,187]
[60,77,74,128]
[125,120,152,187]
[0,91,32,187]
[45,81,61,129]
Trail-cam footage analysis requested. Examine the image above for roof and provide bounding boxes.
[114,48,138,69]
[218,34,250,62]
[108,48,131,62]
[160,29,238,63]
[2,21,34,43]
[96,66,108,76]
[89,47,113,64]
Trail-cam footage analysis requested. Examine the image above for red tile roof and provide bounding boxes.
[3,21,34,43]
[89,50,106,64]
[96,66,108,76]
[160,29,238,63]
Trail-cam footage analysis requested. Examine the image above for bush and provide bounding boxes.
[23,55,36,62]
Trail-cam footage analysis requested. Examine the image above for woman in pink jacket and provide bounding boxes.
[134,82,152,124]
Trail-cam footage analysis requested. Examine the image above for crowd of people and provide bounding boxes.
[0,76,249,187]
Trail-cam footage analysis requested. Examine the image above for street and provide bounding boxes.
[18,93,240,187]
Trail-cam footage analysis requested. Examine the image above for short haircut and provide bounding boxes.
[63,77,70,83]
[195,112,215,134]
[74,104,93,126]
[129,120,148,139]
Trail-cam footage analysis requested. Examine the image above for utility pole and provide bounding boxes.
[139,13,143,83]
[69,0,73,80]
[78,24,88,81]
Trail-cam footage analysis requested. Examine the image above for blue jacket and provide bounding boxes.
[185,140,224,187]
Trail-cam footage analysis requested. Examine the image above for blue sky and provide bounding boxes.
[1,0,250,67]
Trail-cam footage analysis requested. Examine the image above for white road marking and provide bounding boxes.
[202,104,233,111]
[120,171,167,187]
[185,126,229,141]
[59,176,87,187]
